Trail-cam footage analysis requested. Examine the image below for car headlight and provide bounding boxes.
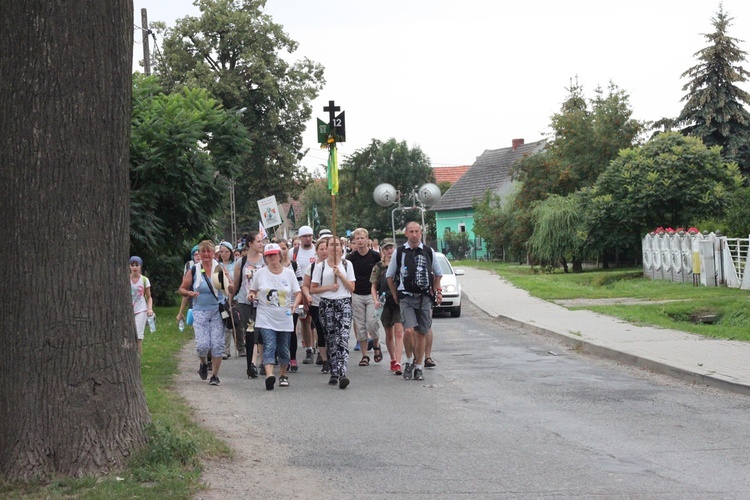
[444,284,456,293]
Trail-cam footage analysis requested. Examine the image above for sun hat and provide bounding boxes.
[380,238,396,249]
[298,225,314,236]
[264,243,282,256]
[129,256,143,266]
[211,265,230,292]
[318,228,332,239]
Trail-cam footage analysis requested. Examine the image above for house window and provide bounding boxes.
[458,223,466,233]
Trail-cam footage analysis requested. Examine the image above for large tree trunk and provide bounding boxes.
[0,0,149,480]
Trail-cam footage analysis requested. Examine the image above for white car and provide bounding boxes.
[434,252,464,317]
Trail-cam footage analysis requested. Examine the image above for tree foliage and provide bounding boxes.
[675,5,750,173]
[586,132,743,254]
[527,194,588,272]
[130,75,251,304]
[154,0,325,217]
[473,188,530,262]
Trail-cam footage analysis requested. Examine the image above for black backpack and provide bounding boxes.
[395,245,434,295]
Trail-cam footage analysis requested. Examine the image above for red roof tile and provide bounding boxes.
[432,166,470,184]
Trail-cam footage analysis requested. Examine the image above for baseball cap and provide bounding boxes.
[298,225,314,236]
[380,238,396,249]
[264,243,282,256]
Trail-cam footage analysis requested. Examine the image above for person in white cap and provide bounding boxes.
[247,243,301,390]
[289,225,317,364]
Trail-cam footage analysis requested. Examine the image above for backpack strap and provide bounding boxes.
[293,246,299,261]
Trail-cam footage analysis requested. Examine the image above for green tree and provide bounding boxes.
[586,132,743,255]
[675,5,750,173]
[155,0,324,217]
[527,194,588,272]
[337,138,435,238]
[0,0,149,479]
[130,75,251,304]
[442,230,472,260]
[473,189,530,262]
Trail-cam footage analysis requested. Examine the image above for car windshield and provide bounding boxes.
[436,255,453,275]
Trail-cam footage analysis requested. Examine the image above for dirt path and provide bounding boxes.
[175,343,329,499]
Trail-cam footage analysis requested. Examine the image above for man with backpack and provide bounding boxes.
[386,221,443,381]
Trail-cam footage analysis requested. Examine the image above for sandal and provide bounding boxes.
[424,357,436,368]
[373,345,383,363]
[359,356,370,366]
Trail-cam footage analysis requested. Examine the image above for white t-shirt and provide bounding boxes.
[289,245,317,276]
[304,261,323,307]
[236,254,265,305]
[251,266,300,331]
[131,276,150,314]
[311,259,355,300]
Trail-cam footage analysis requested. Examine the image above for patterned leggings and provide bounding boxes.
[319,297,352,378]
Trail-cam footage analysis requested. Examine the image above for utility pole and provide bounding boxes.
[141,8,151,76]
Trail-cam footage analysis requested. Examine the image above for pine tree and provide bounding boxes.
[677,5,750,173]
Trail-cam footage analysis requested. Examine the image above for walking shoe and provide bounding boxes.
[259,363,265,375]
[321,361,330,374]
[328,375,339,386]
[413,368,424,381]
[265,375,276,390]
[303,350,314,364]
[315,352,323,365]
[339,376,350,389]
[424,357,436,368]
[354,343,361,351]
[402,362,413,380]
[209,375,221,386]
[289,359,298,372]
[279,376,289,387]
[394,363,403,376]
[247,363,258,379]
[222,354,229,360]
[390,359,397,372]
[198,363,208,380]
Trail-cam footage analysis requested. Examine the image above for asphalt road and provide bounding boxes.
[182,298,750,499]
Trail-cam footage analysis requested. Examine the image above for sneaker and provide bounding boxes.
[289,359,298,372]
[394,363,403,376]
[414,368,424,381]
[198,363,208,380]
[209,375,221,386]
[221,354,229,360]
[339,376,350,389]
[328,375,339,386]
[265,375,276,390]
[316,352,323,365]
[259,363,265,375]
[354,343,361,351]
[402,362,412,380]
[279,376,289,387]
[303,350,314,364]
[321,361,330,374]
[390,360,397,372]
[247,363,258,379]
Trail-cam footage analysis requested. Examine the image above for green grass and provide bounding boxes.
[458,261,750,341]
[0,306,229,498]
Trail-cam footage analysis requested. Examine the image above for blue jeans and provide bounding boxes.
[258,327,291,367]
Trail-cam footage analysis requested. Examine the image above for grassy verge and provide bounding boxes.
[1,306,230,498]
[458,261,750,341]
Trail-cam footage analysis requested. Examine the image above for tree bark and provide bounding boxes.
[0,0,149,480]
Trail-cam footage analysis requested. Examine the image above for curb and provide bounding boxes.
[492,314,750,398]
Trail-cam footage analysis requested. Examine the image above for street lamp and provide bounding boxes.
[229,107,248,245]
[373,183,441,243]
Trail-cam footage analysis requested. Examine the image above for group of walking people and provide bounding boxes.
[133,220,443,391]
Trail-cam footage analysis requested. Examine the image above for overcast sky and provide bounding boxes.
[133,0,750,175]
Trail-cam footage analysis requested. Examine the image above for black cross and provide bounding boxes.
[324,100,340,124]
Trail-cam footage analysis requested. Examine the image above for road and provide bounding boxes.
[178,299,750,499]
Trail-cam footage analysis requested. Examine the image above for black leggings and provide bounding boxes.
[309,305,327,348]
[290,313,298,359]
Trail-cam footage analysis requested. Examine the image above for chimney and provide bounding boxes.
[512,138,524,150]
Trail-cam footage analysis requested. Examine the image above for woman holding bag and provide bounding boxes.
[179,240,226,386]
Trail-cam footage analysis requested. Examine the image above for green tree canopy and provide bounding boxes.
[674,5,750,173]
[586,132,743,254]
[154,0,325,217]
[130,75,251,303]
[527,194,588,272]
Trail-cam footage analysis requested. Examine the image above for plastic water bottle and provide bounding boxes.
[178,319,185,332]
[373,292,387,320]
[286,308,292,316]
[297,305,306,318]
[147,315,156,333]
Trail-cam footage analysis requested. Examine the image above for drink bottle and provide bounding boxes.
[147,315,156,333]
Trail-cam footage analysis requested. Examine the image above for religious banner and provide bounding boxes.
[258,195,282,228]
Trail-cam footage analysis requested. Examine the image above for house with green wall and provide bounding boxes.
[432,138,546,259]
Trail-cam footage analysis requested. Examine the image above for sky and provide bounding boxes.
[133,0,750,176]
